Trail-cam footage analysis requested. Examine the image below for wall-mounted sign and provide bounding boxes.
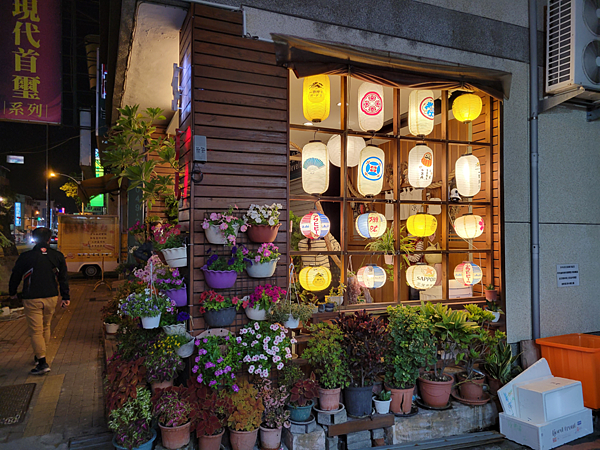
[7,155,24,164]
[14,202,21,226]
[557,264,579,287]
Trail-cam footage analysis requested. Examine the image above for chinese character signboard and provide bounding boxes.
[15,202,21,226]
[0,0,61,124]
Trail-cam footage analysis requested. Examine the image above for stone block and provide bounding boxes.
[373,438,385,446]
[283,425,326,450]
[289,419,316,434]
[346,439,372,450]
[317,408,348,425]
[325,435,339,450]
[371,428,384,440]
[346,430,371,445]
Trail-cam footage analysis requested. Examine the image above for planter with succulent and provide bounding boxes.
[144,335,185,392]
[286,374,319,422]
[243,284,286,321]
[485,297,503,323]
[202,206,248,246]
[336,310,389,417]
[303,322,351,411]
[187,380,234,450]
[199,291,241,328]
[238,321,294,379]
[152,223,186,267]
[244,203,283,243]
[373,390,392,415]
[109,386,156,450]
[267,301,314,329]
[484,284,498,301]
[151,386,192,450]
[246,243,280,278]
[326,283,346,307]
[160,310,190,337]
[120,287,172,329]
[227,380,265,450]
[257,379,290,450]
[385,304,436,414]
[192,331,241,392]
[484,340,522,395]
[202,246,250,289]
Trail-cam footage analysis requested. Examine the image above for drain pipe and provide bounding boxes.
[529,0,541,340]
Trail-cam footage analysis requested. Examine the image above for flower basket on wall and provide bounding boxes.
[202,267,237,289]
[162,246,187,268]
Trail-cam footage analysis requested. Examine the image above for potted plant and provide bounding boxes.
[173,332,196,358]
[365,226,395,264]
[238,321,294,379]
[336,310,389,417]
[152,223,186,267]
[201,246,249,289]
[244,203,283,243]
[199,291,241,327]
[484,283,498,301]
[485,298,503,323]
[145,336,185,392]
[108,386,156,450]
[267,301,314,329]
[246,243,281,278]
[227,379,265,450]
[187,380,234,450]
[385,304,436,414]
[151,386,192,449]
[326,283,346,306]
[202,206,248,246]
[160,310,190,336]
[104,314,121,335]
[373,390,392,415]
[243,284,286,321]
[120,287,172,329]
[286,374,319,422]
[484,340,522,395]
[303,322,350,411]
[257,379,290,450]
[134,255,187,306]
[193,331,242,391]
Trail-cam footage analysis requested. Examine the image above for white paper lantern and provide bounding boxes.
[408,145,434,188]
[303,75,330,123]
[408,90,435,136]
[454,261,483,286]
[358,82,384,132]
[357,264,386,288]
[455,154,481,197]
[357,145,385,196]
[327,135,365,168]
[406,264,438,290]
[355,212,387,239]
[454,214,484,239]
[302,141,329,194]
[300,212,330,239]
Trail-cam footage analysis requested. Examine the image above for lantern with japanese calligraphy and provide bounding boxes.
[299,266,332,291]
[357,264,386,289]
[355,212,387,239]
[358,82,384,132]
[357,145,385,196]
[302,141,329,195]
[300,212,330,239]
[454,261,483,286]
[303,75,330,123]
[408,145,434,188]
[454,214,484,239]
[455,154,481,197]
[327,134,365,167]
[452,93,482,123]
[408,90,435,136]
[407,213,437,237]
[406,263,437,290]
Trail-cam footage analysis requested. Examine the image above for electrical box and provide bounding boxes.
[193,135,207,162]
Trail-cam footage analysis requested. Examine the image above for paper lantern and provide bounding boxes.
[408,90,435,136]
[454,261,483,286]
[406,264,437,290]
[358,82,384,132]
[452,93,482,123]
[357,264,386,289]
[408,145,434,188]
[454,214,484,239]
[355,212,387,239]
[357,145,384,196]
[299,266,332,291]
[455,154,481,197]
[407,213,437,237]
[302,141,329,194]
[327,135,365,168]
[303,75,330,123]
[300,212,330,239]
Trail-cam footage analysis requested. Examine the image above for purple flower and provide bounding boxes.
[217,357,224,363]
[232,384,239,392]
[209,380,217,386]
[228,258,235,266]
[205,362,215,369]
[197,375,203,383]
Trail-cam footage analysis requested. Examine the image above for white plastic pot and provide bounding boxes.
[245,305,268,321]
[373,396,391,414]
[162,246,187,268]
[205,223,239,245]
[104,323,119,334]
[283,314,300,329]
[246,258,278,278]
[141,314,161,329]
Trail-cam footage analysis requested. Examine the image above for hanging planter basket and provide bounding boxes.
[176,333,195,358]
[244,304,268,321]
[140,314,161,329]
[202,266,238,289]
[246,259,278,278]
[164,286,187,307]
[204,306,237,327]
[205,223,239,245]
[247,223,281,243]
[163,323,186,336]
[283,314,300,329]
[162,245,187,268]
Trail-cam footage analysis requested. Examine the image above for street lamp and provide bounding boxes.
[49,172,84,214]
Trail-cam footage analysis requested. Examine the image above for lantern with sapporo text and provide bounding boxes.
[406,264,437,290]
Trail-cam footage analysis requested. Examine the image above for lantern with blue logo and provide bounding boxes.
[300,212,330,239]
[408,90,435,136]
[357,264,386,289]
[454,261,482,286]
[299,266,332,291]
[302,141,329,194]
[357,145,384,196]
[355,212,387,239]
[358,82,384,132]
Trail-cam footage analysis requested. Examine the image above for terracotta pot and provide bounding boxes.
[318,387,341,411]
[458,373,486,400]
[418,373,454,408]
[488,377,503,396]
[485,289,498,301]
[247,223,281,243]
[159,421,191,449]
[387,385,414,414]
[198,429,224,450]
[150,379,173,394]
[259,425,282,450]
[229,428,258,450]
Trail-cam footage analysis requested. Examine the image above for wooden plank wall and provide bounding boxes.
[178,4,289,334]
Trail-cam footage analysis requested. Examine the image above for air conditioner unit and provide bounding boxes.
[546,0,600,94]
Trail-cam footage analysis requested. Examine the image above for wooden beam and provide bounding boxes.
[327,414,394,437]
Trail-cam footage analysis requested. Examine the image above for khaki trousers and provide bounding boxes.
[23,296,58,359]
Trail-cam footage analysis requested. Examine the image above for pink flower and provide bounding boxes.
[202,220,209,229]
[219,222,228,231]
[228,235,236,243]
[240,225,247,232]
[210,213,218,221]
[254,255,261,263]
[226,216,231,223]
[264,250,271,257]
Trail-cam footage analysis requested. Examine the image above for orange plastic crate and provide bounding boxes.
[536,333,600,409]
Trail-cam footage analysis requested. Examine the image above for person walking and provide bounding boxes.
[9,227,70,375]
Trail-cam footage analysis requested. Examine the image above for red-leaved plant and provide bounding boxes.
[151,386,192,427]
[104,355,147,411]
[186,379,233,436]
[289,373,319,407]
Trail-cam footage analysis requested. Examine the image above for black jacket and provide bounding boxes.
[9,243,70,300]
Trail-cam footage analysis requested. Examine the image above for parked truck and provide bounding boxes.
[57,214,119,277]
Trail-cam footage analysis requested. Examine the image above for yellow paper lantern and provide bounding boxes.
[454,261,483,286]
[327,135,365,168]
[355,212,387,239]
[302,141,329,195]
[454,214,484,239]
[407,213,437,237]
[358,82,384,132]
[452,93,482,123]
[303,75,330,123]
[357,265,386,289]
[455,154,481,197]
[406,264,437,290]
[357,145,384,196]
[299,266,332,291]
[408,145,434,188]
[408,90,435,136]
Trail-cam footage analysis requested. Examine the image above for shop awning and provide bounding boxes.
[77,174,124,204]
[272,34,511,100]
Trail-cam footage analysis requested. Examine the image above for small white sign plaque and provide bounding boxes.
[557,264,579,287]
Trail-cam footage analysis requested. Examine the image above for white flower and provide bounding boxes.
[251,340,258,347]
[254,322,260,330]
[249,329,255,335]
[243,355,251,363]
[242,342,247,346]
[276,204,282,209]
[270,324,278,331]
[236,337,242,343]
[290,338,297,344]
[285,347,291,354]
[272,346,280,353]
[285,353,292,359]
[273,355,281,362]
[249,365,255,373]
[252,355,259,361]
[277,362,284,370]
[260,354,267,360]
[268,218,275,226]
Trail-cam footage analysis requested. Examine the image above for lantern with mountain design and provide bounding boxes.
[455,154,481,197]
[408,145,434,188]
[358,82,384,132]
[355,212,387,239]
[357,264,386,289]
[357,145,384,196]
[302,141,329,194]
[327,134,365,168]
[454,261,483,286]
[406,264,437,290]
[300,212,330,239]
[299,266,332,291]
[303,75,330,123]
[408,90,435,136]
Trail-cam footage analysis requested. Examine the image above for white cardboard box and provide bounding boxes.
[499,409,593,450]
[517,377,584,423]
